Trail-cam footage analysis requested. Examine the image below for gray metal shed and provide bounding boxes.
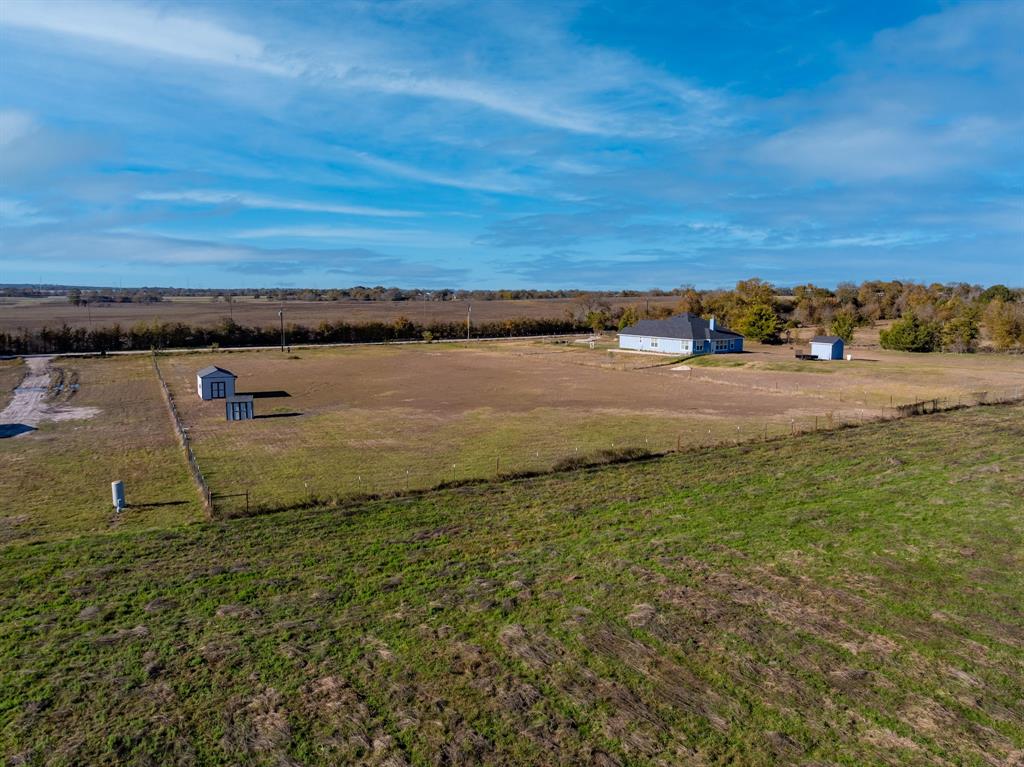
[225,394,254,421]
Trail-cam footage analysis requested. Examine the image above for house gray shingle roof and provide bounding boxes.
[196,365,237,378]
[618,313,742,341]
[810,336,843,344]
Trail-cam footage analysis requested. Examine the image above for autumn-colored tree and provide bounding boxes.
[984,300,1024,351]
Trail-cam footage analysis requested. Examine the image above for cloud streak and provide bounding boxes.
[0,0,295,75]
[138,190,421,218]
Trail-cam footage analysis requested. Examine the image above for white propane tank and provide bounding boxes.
[111,480,125,512]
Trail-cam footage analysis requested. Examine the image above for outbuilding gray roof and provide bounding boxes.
[810,336,843,344]
[196,365,237,378]
[619,313,742,341]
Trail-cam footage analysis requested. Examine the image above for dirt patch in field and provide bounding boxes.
[0,356,98,437]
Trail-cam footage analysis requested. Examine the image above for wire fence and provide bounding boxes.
[151,352,213,516]
[169,384,1023,519]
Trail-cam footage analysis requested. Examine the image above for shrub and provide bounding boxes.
[879,315,941,352]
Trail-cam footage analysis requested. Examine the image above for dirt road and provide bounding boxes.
[0,357,98,437]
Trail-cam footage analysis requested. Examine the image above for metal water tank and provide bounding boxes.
[111,480,125,511]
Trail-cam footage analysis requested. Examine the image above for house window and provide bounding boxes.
[714,340,729,351]
[650,338,659,348]
[211,380,226,398]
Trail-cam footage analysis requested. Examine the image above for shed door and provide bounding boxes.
[230,401,247,420]
[211,380,226,398]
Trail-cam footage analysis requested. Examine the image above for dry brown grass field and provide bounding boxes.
[160,339,1024,514]
[0,355,204,544]
[0,295,681,333]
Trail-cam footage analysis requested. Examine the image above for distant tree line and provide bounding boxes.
[587,279,1023,352]
[1,283,696,303]
[0,316,586,355]
[3,279,1021,355]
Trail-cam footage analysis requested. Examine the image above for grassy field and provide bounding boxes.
[160,342,877,514]
[683,344,1024,410]
[0,358,25,411]
[157,341,1024,514]
[1,404,1021,765]
[0,356,204,544]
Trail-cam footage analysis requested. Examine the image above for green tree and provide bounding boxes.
[739,303,781,343]
[828,311,858,344]
[979,284,1014,304]
[879,315,940,352]
[587,310,609,334]
[941,314,979,353]
[617,305,640,330]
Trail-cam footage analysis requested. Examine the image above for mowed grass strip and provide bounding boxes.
[0,356,204,544]
[1,405,1021,766]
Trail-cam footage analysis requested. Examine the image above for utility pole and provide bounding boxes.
[466,302,472,341]
[278,304,285,352]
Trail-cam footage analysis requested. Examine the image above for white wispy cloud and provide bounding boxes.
[337,69,617,136]
[335,149,531,195]
[0,196,54,225]
[0,0,723,139]
[0,110,36,146]
[0,0,296,75]
[752,3,1024,184]
[229,225,468,248]
[138,190,420,218]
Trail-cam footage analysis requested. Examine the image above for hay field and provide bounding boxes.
[0,295,681,333]
[159,339,1022,514]
[0,355,204,544]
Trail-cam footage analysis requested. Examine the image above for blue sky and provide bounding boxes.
[0,0,1021,289]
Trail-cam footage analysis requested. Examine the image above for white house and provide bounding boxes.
[809,335,844,360]
[618,313,744,355]
[196,365,237,400]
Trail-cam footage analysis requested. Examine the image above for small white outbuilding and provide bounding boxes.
[196,365,237,400]
[809,336,845,360]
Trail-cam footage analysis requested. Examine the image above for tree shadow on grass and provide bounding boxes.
[125,500,192,510]
[255,412,302,419]
[237,390,291,399]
